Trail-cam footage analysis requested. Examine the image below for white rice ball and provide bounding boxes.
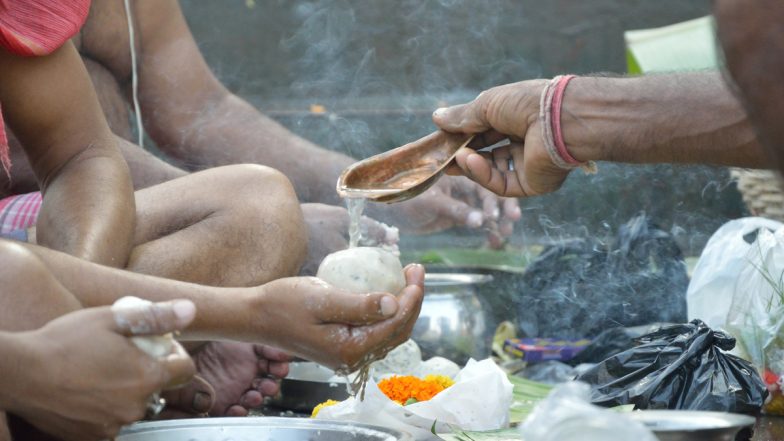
[317,247,406,294]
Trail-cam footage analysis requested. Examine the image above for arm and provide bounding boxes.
[432,72,765,197]
[22,241,424,370]
[0,42,135,266]
[133,0,349,204]
[562,73,763,167]
[126,0,519,239]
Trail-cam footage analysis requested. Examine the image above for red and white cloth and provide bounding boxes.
[0,191,41,239]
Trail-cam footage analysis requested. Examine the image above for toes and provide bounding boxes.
[225,405,249,417]
[240,390,264,408]
[161,375,215,416]
[260,378,280,397]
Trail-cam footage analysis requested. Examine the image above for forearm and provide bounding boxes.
[154,94,352,204]
[22,242,250,342]
[0,332,35,411]
[36,148,136,267]
[562,72,766,168]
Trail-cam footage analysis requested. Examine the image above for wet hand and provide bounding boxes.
[433,80,571,197]
[391,175,521,248]
[253,264,425,371]
[12,300,197,440]
[300,203,399,275]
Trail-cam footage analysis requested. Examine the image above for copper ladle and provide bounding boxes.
[336,131,474,203]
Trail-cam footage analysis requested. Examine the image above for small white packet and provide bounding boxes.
[316,359,513,441]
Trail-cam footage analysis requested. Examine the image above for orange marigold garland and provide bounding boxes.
[377,374,455,405]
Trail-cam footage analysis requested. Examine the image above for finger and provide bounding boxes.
[160,340,197,388]
[481,190,500,221]
[361,216,399,246]
[317,290,400,325]
[468,130,508,149]
[403,263,426,289]
[111,299,196,336]
[432,99,491,134]
[361,267,426,353]
[160,375,215,414]
[503,197,522,222]
[464,151,528,198]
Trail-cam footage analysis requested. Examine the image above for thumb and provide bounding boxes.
[110,299,196,336]
[432,95,491,134]
[317,290,400,326]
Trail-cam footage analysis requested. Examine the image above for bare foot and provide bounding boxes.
[193,342,290,416]
[158,375,215,419]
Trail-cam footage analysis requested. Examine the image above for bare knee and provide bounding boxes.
[220,164,307,277]
[0,240,82,331]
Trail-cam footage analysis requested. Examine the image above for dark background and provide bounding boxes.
[180,0,742,254]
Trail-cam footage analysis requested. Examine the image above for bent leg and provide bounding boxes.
[128,164,307,287]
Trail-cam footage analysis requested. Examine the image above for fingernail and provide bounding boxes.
[380,296,398,317]
[172,300,197,326]
[433,107,446,118]
[492,207,500,220]
[193,392,213,412]
[513,206,522,217]
[467,211,483,228]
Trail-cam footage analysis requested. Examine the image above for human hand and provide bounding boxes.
[389,174,521,247]
[432,80,572,197]
[11,300,197,440]
[300,203,399,275]
[251,264,425,371]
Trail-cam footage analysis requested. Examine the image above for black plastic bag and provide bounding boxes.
[567,327,635,366]
[576,320,767,414]
[515,214,688,339]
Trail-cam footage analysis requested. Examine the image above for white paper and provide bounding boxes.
[316,358,513,441]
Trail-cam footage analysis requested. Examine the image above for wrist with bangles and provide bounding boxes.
[539,75,598,174]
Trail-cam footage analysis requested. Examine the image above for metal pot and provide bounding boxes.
[627,410,756,441]
[265,362,349,413]
[116,417,411,441]
[412,273,493,365]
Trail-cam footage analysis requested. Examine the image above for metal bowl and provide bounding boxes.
[116,417,411,441]
[627,410,756,441]
[412,273,493,365]
[266,362,350,413]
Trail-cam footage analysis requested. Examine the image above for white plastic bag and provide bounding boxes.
[518,382,657,441]
[687,217,783,330]
[723,225,784,414]
[316,359,513,441]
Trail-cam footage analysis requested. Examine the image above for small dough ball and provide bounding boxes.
[112,296,175,358]
[371,339,423,379]
[317,247,405,294]
[417,356,461,379]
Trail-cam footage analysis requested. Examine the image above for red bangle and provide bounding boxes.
[539,75,596,173]
[551,75,581,165]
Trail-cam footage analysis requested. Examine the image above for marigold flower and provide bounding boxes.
[311,399,339,418]
[377,375,453,405]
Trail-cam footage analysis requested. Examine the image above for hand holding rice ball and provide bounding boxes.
[317,247,406,294]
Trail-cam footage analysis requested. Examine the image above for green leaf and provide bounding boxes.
[405,397,419,406]
[438,428,521,441]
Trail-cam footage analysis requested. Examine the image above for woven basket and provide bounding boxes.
[731,168,784,222]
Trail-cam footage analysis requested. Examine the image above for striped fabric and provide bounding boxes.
[0,191,41,238]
